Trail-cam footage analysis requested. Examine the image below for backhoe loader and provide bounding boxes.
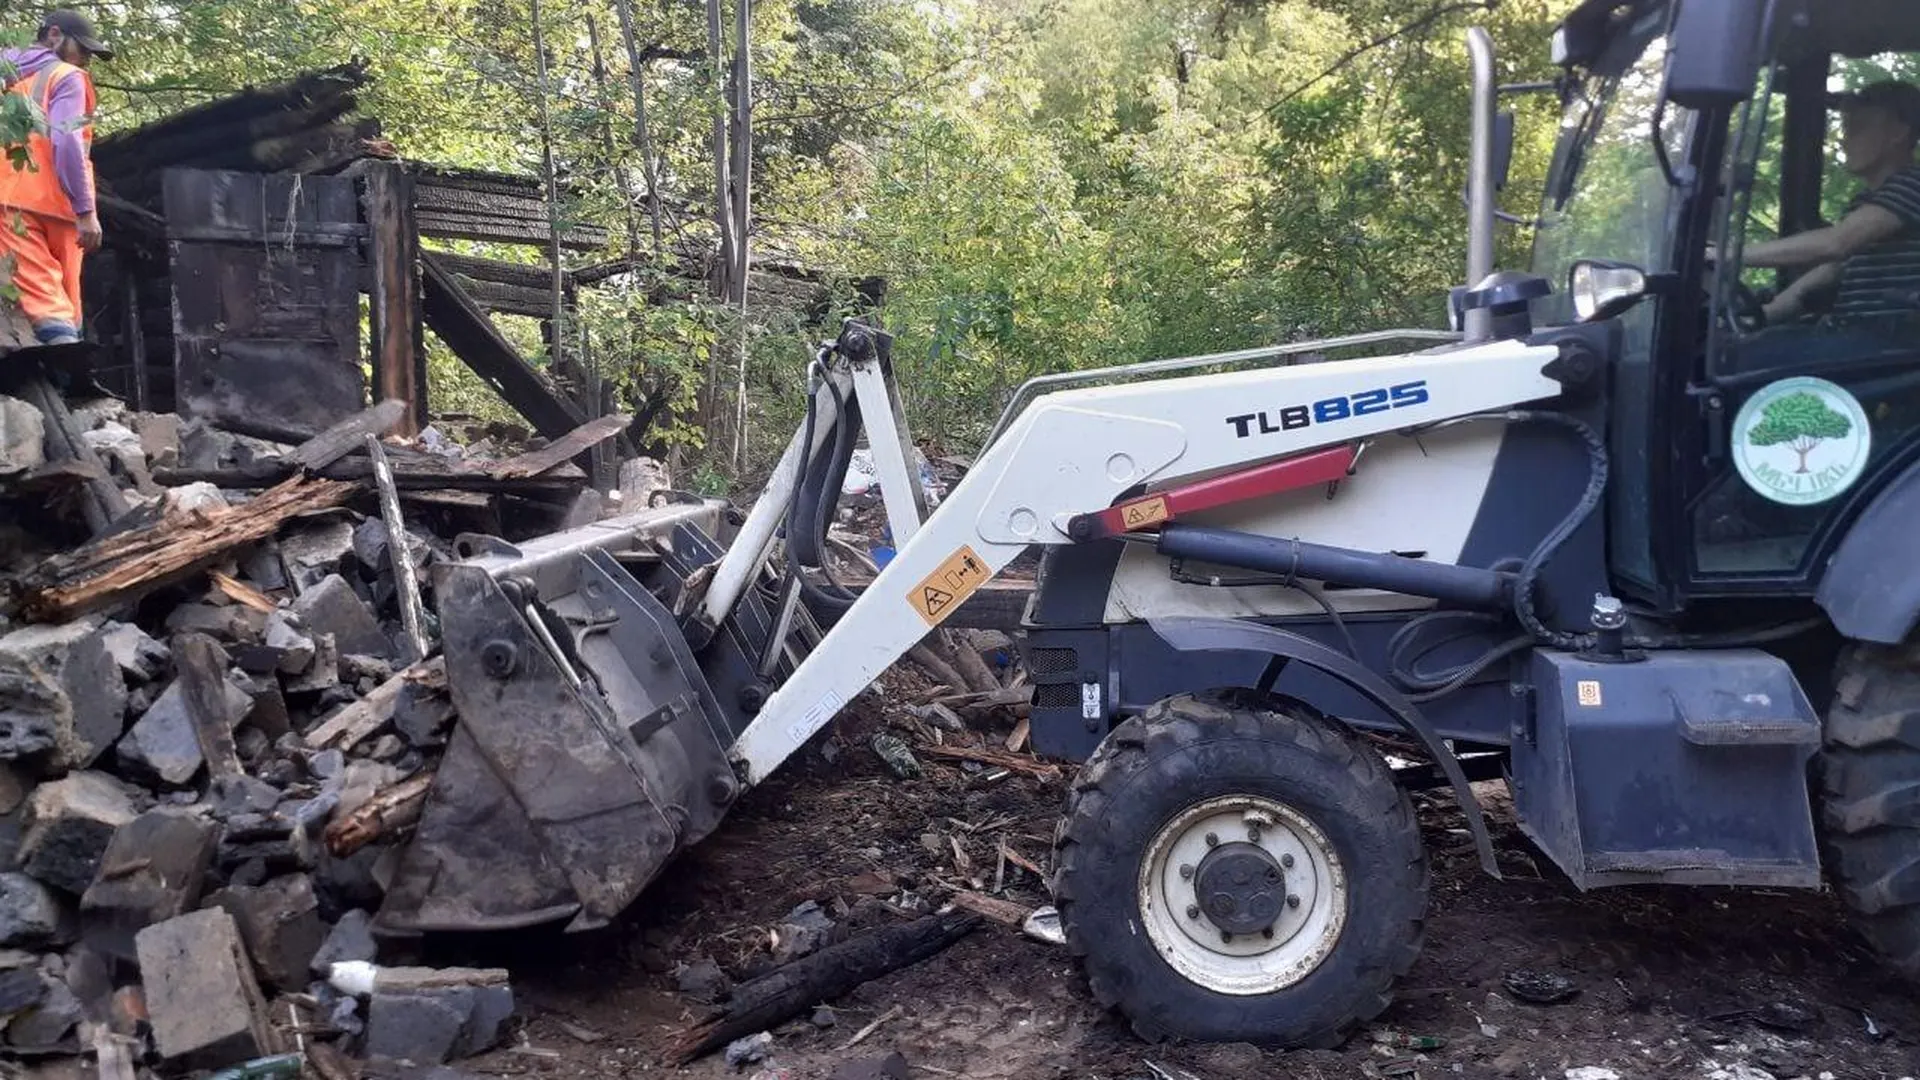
[377,0,1920,1048]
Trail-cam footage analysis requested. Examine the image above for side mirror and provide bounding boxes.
[1570,259,1678,321]
[1663,0,1767,109]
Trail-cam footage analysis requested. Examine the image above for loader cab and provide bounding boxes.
[1529,0,1920,615]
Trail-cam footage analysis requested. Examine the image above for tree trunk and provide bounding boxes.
[703,0,733,438]
[529,0,568,365]
[728,0,753,473]
[609,0,666,259]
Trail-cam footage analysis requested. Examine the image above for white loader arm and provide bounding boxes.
[730,337,1566,781]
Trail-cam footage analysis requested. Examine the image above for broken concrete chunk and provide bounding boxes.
[208,874,325,991]
[309,749,346,781]
[773,900,835,964]
[292,575,391,658]
[284,632,341,694]
[674,956,729,1001]
[0,872,72,947]
[352,519,392,576]
[132,412,181,468]
[264,611,316,676]
[78,809,218,963]
[212,775,282,819]
[4,967,82,1051]
[70,398,126,431]
[19,772,136,895]
[81,422,146,481]
[340,654,395,685]
[116,678,250,788]
[360,966,513,1064]
[0,395,46,476]
[0,660,67,762]
[240,678,292,740]
[0,620,129,770]
[279,519,357,594]
[333,761,403,819]
[311,908,378,976]
[97,622,169,684]
[134,907,278,1068]
[0,964,45,1013]
[179,420,238,471]
[164,604,264,646]
[166,481,229,515]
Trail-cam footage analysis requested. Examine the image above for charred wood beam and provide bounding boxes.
[17,475,358,623]
[429,252,567,292]
[458,280,567,319]
[364,164,426,436]
[416,210,609,252]
[94,92,360,183]
[92,62,369,156]
[420,253,587,441]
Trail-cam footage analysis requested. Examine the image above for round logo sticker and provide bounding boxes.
[1732,376,1872,506]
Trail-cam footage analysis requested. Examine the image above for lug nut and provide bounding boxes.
[1186,904,1200,920]
[1262,927,1275,939]
[1179,864,1194,880]
[1247,826,1262,842]
[1220,930,1233,944]
[1204,832,1219,848]
[1287,895,1301,909]
[1281,853,1295,869]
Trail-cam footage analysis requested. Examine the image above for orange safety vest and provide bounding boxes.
[0,61,95,222]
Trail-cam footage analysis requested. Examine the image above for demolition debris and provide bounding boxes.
[0,389,635,1076]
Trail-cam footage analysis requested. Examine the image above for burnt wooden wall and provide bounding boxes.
[164,169,367,436]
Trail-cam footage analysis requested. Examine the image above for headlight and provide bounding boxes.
[1570,260,1649,322]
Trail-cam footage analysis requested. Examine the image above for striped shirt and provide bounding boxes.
[1835,165,1920,319]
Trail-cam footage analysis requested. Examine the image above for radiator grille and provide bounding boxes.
[1028,647,1078,676]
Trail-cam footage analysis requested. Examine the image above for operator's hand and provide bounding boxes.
[76,212,101,252]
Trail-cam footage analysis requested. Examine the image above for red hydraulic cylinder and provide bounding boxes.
[1066,443,1358,541]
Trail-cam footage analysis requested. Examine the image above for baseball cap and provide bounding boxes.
[39,9,113,60]
[1834,80,1920,132]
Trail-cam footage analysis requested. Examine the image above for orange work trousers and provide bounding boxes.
[0,209,82,339]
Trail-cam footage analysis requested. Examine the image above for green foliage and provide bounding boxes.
[1748,391,1853,473]
[28,0,1593,475]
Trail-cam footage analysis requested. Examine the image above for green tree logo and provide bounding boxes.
[1747,391,1855,474]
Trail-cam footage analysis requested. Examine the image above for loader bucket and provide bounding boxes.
[373,501,769,935]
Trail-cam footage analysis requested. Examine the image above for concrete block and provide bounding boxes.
[0,620,128,770]
[116,677,250,788]
[79,809,218,962]
[310,908,378,976]
[18,772,136,895]
[3,967,82,1051]
[97,622,169,684]
[284,632,340,694]
[365,987,469,1065]
[0,395,45,477]
[292,575,391,658]
[0,872,71,947]
[164,604,264,645]
[132,412,180,468]
[279,519,356,594]
[264,611,316,675]
[208,873,325,991]
[134,907,277,1069]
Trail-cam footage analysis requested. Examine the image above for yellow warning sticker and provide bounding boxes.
[1576,680,1602,708]
[1120,496,1171,531]
[910,545,990,626]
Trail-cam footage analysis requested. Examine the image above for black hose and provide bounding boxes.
[1504,410,1610,651]
[784,371,856,622]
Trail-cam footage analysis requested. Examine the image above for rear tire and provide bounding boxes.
[1052,692,1427,1047]
[1821,643,1920,977]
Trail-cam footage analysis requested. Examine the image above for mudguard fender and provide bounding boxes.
[1148,616,1501,879]
[1818,460,1920,644]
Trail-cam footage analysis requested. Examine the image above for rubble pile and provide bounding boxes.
[0,393,625,1077]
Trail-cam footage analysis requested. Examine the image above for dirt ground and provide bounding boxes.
[423,690,1920,1080]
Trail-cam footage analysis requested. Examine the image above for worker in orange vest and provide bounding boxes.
[0,10,112,346]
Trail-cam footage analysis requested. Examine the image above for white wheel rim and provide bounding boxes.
[1136,794,1348,996]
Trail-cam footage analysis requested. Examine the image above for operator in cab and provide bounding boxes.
[1739,80,1920,326]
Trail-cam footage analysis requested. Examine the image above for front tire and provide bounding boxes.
[1820,643,1920,976]
[1052,692,1428,1047]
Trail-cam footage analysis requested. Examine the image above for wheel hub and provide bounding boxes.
[1194,842,1285,935]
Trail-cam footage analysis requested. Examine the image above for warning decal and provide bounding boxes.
[910,545,990,626]
[1120,496,1171,531]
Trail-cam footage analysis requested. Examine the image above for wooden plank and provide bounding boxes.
[285,399,408,471]
[305,658,446,751]
[419,253,586,441]
[12,372,131,536]
[364,163,425,436]
[208,570,276,613]
[323,771,433,857]
[489,413,631,479]
[366,436,430,662]
[948,889,1033,928]
[174,633,244,779]
[152,458,585,494]
[18,476,358,623]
